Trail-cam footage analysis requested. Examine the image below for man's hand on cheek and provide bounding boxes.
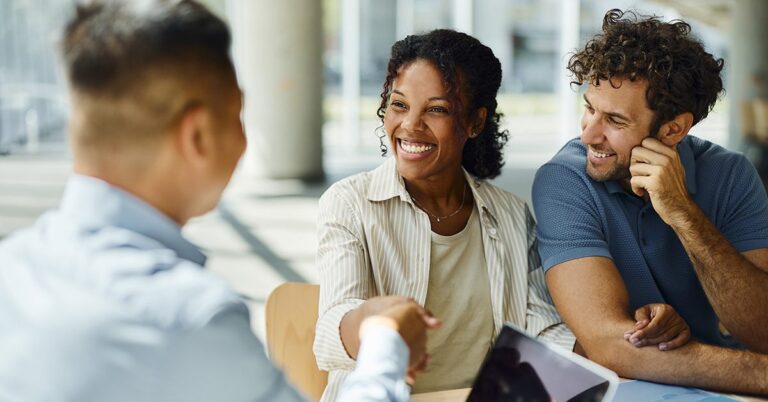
[628,137,694,225]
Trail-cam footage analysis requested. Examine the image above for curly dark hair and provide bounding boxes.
[567,9,724,136]
[376,29,508,179]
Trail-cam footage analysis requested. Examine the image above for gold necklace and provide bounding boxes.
[410,182,468,223]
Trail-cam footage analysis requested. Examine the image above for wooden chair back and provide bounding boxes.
[265,282,328,401]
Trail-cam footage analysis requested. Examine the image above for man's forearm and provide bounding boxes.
[586,335,768,395]
[670,203,768,352]
[548,254,768,396]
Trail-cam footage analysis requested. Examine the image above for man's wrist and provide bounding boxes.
[356,324,409,377]
[360,316,399,340]
[666,197,702,231]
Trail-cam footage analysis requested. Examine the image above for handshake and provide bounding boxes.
[358,296,442,381]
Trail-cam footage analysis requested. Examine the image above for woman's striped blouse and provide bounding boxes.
[313,158,574,401]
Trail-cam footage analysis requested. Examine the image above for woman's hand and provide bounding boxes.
[624,303,691,351]
[360,295,414,318]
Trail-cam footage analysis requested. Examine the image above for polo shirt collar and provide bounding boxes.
[366,157,500,223]
[605,137,697,196]
[60,174,207,266]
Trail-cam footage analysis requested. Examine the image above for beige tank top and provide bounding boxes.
[412,206,495,393]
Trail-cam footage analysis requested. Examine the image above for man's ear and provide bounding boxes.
[174,103,211,163]
[657,112,693,147]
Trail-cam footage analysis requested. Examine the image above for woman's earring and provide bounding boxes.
[469,132,478,138]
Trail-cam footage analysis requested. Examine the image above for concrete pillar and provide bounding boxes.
[727,0,768,150]
[229,0,324,180]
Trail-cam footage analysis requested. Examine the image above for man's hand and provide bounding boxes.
[629,137,695,226]
[359,300,440,378]
[624,303,691,351]
[340,295,427,360]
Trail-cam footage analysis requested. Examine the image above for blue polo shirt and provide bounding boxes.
[532,136,768,348]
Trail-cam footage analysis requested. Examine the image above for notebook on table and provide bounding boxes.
[466,324,619,402]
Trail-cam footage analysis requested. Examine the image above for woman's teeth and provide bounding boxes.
[400,140,435,153]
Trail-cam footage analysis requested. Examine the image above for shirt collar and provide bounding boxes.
[605,138,697,196]
[367,157,410,202]
[59,175,207,266]
[366,157,500,223]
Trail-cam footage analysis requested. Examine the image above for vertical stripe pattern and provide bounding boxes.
[314,158,574,401]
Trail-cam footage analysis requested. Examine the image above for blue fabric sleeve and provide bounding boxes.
[719,156,768,252]
[532,163,613,271]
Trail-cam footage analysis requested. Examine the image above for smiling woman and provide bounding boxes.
[384,60,469,193]
[313,29,572,402]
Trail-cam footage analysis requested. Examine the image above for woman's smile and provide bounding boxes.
[397,138,437,159]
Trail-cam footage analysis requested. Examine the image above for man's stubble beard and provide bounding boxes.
[585,158,631,182]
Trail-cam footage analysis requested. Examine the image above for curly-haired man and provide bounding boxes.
[533,9,768,393]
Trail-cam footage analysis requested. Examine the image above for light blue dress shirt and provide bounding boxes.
[0,175,410,402]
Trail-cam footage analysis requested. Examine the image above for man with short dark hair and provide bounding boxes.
[0,1,436,401]
[533,9,768,394]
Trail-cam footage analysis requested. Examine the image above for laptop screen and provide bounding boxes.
[467,325,617,402]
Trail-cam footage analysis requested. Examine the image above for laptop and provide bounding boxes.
[466,324,619,402]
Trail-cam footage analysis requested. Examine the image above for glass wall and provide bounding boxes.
[322,0,731,172]
[0,0,71,155]
[0,0,732,173]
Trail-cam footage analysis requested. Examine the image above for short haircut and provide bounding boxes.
[61,0,235,154]
[567,9,724,136]
[62,0,232,96]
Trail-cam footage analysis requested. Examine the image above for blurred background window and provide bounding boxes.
[0,0,71,155]
[0,0,741,172]
[319,0,732,175]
